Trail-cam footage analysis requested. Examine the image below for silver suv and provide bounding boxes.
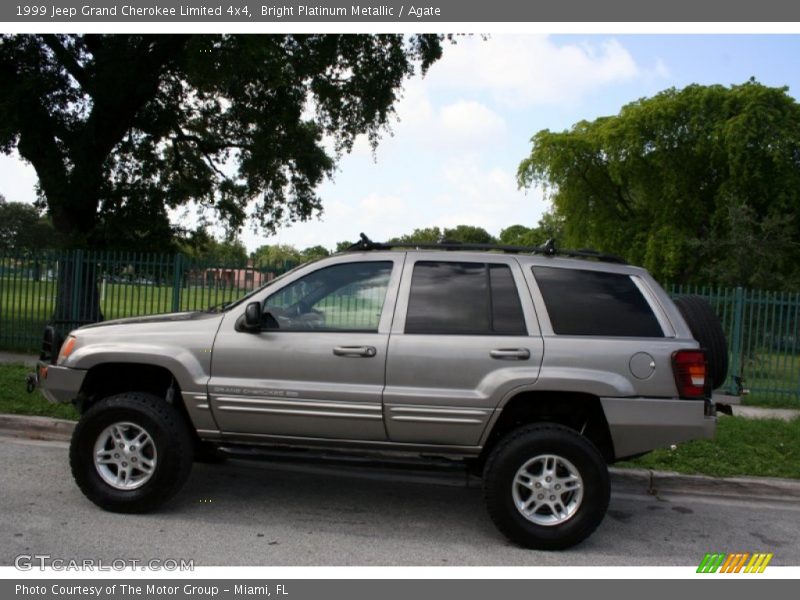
[32,236,725,550]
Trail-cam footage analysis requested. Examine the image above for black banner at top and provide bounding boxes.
[4,0,800,23]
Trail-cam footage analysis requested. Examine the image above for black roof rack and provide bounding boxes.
[344,233,627,264]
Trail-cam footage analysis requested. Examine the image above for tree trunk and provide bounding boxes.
[52,251,104,336]
[45,177,105,337]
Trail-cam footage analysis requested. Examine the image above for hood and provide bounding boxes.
[78,311,221,330]
[64,310,226,374]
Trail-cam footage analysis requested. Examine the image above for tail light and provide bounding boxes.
[672,349,708,399]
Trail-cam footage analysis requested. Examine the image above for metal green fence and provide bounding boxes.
[0,250,297,352]
[1,250,798,405]
[668,285,800,405]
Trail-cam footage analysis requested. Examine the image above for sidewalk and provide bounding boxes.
[0,352,38,367]
[731,405,800,421]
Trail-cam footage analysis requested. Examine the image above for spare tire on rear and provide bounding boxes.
[673,295,729,390]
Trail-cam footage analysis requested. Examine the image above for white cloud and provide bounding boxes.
[432,159,540,233]
[0,151,38,205]
[358,193,408,224]
[652,58,671,80]
[439,100,507,142]
[428,35,646,107]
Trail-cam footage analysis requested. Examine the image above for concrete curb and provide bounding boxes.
[0,414,75,442]
[610,467,800,502]
[2,412,799,501]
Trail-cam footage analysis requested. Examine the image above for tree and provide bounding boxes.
[335,240,354,253]
[498,224,534,246]
[498,214,565,248]
[251,244,303,270]
[518,80,800,287]
[695,200,797,289]
[389,227,443,244]
[0,34,446,325]
[301,245,331,262]
[0,197,59,251]
[175,228,248,265]
[389,225,496,245]
[442,225,496,244]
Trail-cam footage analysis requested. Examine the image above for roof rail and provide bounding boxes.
[344,233,627,264]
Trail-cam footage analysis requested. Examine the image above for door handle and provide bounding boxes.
[333,346,377,358]
[490,348,530,360]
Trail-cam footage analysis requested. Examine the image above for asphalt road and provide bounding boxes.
[2,435,799,566]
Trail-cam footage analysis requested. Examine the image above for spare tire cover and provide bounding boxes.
[672,295,729,390]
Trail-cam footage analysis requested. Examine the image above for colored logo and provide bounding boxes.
[697,552,773,573]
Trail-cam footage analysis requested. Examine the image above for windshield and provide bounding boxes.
[218,259,321,312]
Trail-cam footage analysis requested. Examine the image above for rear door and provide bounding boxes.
[383,254,543,446]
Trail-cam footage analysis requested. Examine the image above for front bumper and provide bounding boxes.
[30,361,86,404]
[601,396,716,460]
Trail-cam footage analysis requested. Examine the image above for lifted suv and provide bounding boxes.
[32,236,726,549]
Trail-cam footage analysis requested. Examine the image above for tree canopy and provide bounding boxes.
[0,196,59,251]
[498,213,564,247]
[174,227,248,265]
[0,34,446,250]
[388,225,496,244]
[518,80,800,288]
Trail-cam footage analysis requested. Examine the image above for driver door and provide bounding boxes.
[208,256,402,442]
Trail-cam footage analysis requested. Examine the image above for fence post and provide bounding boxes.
[171,253,183,313]
[729,286,745,392]
[70,249,83,328]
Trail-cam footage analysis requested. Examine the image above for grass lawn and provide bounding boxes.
[0,363,78,420]
[616,415,800,480]
[744,393,800,409]
[1,277,254,352]
[739,352,800,409]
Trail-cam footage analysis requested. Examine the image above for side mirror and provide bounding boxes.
[242,301,263,332]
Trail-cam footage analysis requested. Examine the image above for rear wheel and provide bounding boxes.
[70,392,193,512]
[483,423,610,550]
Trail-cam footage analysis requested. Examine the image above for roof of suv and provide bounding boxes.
[343,233,628,266]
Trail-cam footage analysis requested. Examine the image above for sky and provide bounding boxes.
[2,34,800,252]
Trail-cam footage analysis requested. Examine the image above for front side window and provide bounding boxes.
[264,261,393,331]
[405,261,527,335]
[532,266,663,337]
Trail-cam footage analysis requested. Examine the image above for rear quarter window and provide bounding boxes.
[532,266,663,337]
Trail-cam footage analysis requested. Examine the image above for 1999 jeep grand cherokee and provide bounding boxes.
[32,236,728,550]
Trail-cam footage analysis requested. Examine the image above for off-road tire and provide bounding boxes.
[70,392,193,513]
[483,423,610,550]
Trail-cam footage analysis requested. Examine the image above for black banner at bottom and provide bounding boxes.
[3,579,796,600]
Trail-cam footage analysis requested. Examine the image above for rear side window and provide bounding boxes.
[405,262,526,335]
[532,266,663,337]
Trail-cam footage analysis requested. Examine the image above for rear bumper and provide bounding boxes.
[32,361,86,404]
[601,396,716,460]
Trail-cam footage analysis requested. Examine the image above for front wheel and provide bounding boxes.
[70,392,194,513]
[483,423,610,550]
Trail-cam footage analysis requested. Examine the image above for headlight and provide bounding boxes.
[57,336,78,365]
